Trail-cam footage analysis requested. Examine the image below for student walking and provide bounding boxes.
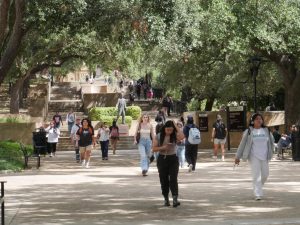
[53,112,63,129]
[76,118,96,168]
[211,114,227,161]
[183,115,201,172]
[97,123,110,160]
[134,114,155,176]
[70,118,81,162]
[176,121,186,168]
[66,109,76,134]
[109,120,119,155]
[45,120,60,157]
[235,113,274,200]
[152,120,185,207]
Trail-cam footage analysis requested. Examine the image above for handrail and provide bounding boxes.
[0,181,7,225]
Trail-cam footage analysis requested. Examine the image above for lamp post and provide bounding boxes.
[249,56,262,112]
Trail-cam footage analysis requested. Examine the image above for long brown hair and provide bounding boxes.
[138,113,151,124]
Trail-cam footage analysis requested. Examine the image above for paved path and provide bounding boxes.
[1,150,300,225]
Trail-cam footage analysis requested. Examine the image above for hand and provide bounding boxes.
[235,158,240,165]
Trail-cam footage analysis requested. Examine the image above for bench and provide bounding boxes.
[19,143,41,169]
[275,143,292,159]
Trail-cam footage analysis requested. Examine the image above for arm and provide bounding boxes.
[152,135,167,152]
[235,130,249,164]
[133,123,140,144]
[211,128,216,142]
[150,124,155,141]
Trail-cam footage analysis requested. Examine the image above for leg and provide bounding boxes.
[80,147,86,166]
[191,145,198,171]
[249,156,263,197]
[104,140,109,159]
[169,156,179,196]
[75,146,80,162]
[138,141,148,172]
[121,110,125,124]
[213,142,219,158]
[52,143,57,156]
[157,156,170,198]
[47,143,51,154]
[185,144,192,166]
[100,141,105,159]
[261,160,269,186]
[220,141,226,161]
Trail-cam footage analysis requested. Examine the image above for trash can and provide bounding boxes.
[292,128,300,161]
[32,129,48,155]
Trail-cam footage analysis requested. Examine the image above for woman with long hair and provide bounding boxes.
[109,119,119,155]
[76,118,96,168]
[153,120,185,207]
[235,113,274,200]
[134,114,155,176]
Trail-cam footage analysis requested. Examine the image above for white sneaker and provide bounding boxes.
[85,162,90,168]
[81,160,86,167]
[255,196,262,201]
[212,156,217,161]
[222,156,225,162]
[188,164,193,172]
[50,153,53,157]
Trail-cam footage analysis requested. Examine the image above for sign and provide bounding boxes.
[198,114,208,132]
[227,106,246,132]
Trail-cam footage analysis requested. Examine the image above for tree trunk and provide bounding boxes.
[0,0,25,85]
[9,77,23,114]
[205,96,215,111]
[277,58,300,130]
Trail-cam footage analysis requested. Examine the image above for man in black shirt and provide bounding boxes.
[211,114,227,161]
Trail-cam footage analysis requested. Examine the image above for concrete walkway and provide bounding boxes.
[1,150,300,225]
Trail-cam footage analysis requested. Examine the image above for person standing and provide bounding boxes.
[45,120,60,157]
[116,93,127,124]
[211,114,227,161]
[76,118,96,168]
[183,115,201,172]
[134,114,155,176]
[109,120,119,155]
[152,120,185,207]
[235,113,274,200]
[70,118,81,162]
[97,123,110,160]
[176,121,186,168]
[53,112,63,129]
[66,109,76,134]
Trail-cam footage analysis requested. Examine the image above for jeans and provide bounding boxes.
[68,122,74,133]
[100,140,109,158]
[138,138,152,171]
[185,144,198,170]
[176,145,185,167]
[157,154,179,197]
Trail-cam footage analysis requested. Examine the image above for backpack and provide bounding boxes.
[188,127,201,145]
[110,127,119,138]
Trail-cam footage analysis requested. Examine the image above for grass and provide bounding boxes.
[0,140,33,172]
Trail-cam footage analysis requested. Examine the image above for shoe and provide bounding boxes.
[105,157,108,160]
[188,164,193,172]
[81,160,86,167]
[50,153,53,157]
[172,196,181,207]
[222,156,225,162]
[142,170,148,176]
[164,195,170,207]
[85,162,90,168]
[212,156,217,161]
[255,196,262,201]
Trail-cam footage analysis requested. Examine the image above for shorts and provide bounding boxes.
[214,138,226,145]
[79,145,93,153]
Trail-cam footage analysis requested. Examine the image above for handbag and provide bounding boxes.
[136,124,141,144]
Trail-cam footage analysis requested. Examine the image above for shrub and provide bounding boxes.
[89,106,141,121]
[95,115,133,128]
[0,140,33,171]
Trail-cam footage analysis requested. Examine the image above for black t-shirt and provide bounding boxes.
[77,127,94,147]
[213,121,226,139]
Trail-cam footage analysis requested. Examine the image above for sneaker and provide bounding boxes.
[81,160,86,167]
[222,156,225,162]
[85,163,90,169]
[255,196,262,201]
[105,157,108,160]
[142,170,148,176]
[49,153,53,157]
[212,156,217,161]
[188,164,193,172]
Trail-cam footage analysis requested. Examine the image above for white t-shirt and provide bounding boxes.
[98,128,110,141]
[251,128,269,160]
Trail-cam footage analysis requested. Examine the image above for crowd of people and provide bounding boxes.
[38,108,299,208]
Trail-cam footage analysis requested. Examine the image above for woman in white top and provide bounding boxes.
[134,114,155,176]
[97,122,110,160]
[45,120,60,157]
[235,113,274,200]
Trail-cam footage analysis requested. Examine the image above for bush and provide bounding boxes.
[89,106,141,121]
[0,116,25,123]
[96,115,133,128]
[0,140,33,171]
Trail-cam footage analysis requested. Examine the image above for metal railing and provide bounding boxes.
[0,181,6,225]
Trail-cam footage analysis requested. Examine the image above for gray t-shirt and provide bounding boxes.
[251,128,269,160]
[158,134,177,156]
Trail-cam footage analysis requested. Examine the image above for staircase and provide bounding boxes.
[47,82,86,151]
